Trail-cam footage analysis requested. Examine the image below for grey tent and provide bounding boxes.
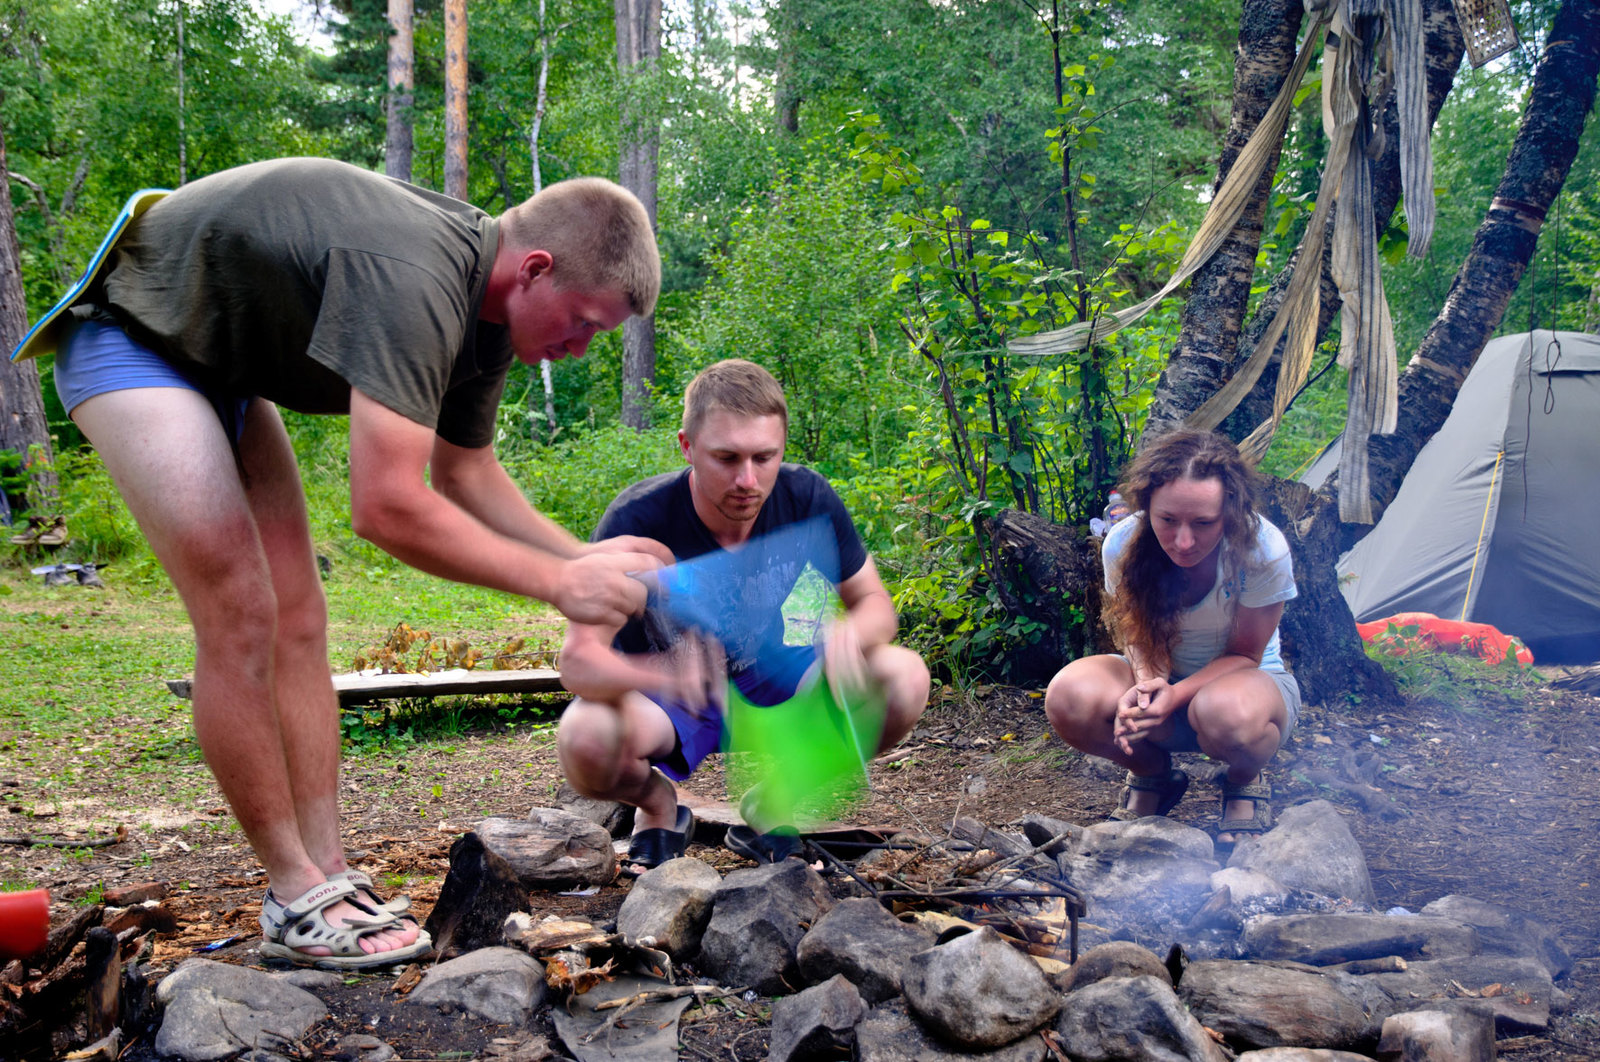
[1302,330,1600,664]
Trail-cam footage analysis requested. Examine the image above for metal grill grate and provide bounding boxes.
[1451,0,1519,68]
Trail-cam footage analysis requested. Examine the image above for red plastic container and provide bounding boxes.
[0,888,50,961]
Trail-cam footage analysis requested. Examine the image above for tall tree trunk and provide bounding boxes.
[615,0,660,431]
[1220,0,1465,441]
[531,0,557,444]
[771,0,801,135]
[385,0,415,183]
[444,0,468,201]
[176,0,187,186]
[0,114,57,512]
[1141,0,1306,445]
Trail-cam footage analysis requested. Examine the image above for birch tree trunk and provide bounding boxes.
[0,114,57,511]
[1140,0,1305,445]
[615,0,661,430]
[444,0,468,201]
[385,0,415,183]
[531,0,557,444]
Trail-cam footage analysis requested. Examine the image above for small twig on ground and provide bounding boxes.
[1,826,127,849]
[593,984,742,1012]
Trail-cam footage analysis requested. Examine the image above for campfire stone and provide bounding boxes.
[855,1000,1048,1062]
[697,858,834,995]
[615,855,720,959]
[767,974,867,1062]
[1377,1007,1496,1062]
[1059,941,1172,991]
[1055,974,1228,1062]
[549,973,694,1062]
[1234,1052,1380,1061]
[1226,801,1376,906]
[796,897,937,1003]
[902,926,1060,1049]
[475,808,617,887]
[424,831,530,955]
[1361,954,1554,1034]
[1419,894,1573,978]
[1179,959,1385,1050]
[1014,812,1084,855]
[1242,913,1479,965]
[555,780,632,836]
[1212,867,1290,907]
[155,958,328,1062]
[1060,817,1219,927]
[332,1033,397,1062]
[406,946,546,1025]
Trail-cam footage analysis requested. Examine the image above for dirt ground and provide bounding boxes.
[4,669,1600,1061]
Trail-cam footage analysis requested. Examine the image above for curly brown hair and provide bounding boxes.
[1102,429,1260,673]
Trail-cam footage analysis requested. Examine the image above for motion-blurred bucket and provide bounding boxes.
[0,888,50,961]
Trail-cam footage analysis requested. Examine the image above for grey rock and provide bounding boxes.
[1055,974,1228,1062]
[406,946,546,1025]
[698,859,834,995]
[1060,818,1219,926]
[1014,813,1084,855]
[1181,959,1386,1050]
[276,969,344,991]
[1235,1052,1378,1061]
[556,780,632,836]
[550,973,694,1062]
[767,974,867,1062]
[155,958,328,1062]
[1243,913,1479,965]
[855,1000,1048,1062]
[476,808,617,887]
[951,817,1034,859]
[1361,954,1554,1034]
[616,855,720,959]
[1227,801,1376,906]
[332,1033,397,1062]
[1419,894,1573,978]
[797,897,937,1003]
[1377,1007,1496,1062]
[903,926,1059,1050]
[1060,941,1172,992]
[1211,867,1289,907]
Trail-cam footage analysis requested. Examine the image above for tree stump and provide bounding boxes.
[983,509,1111,685]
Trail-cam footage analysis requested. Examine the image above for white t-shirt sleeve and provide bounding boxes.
[1239,518,1298,608]
[1100,514,1141,596]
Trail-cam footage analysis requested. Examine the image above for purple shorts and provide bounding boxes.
[651,644,818,781]
[56,320,251,442]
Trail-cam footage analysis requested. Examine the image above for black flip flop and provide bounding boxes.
[725,824,803,864]
[624,805,694,875]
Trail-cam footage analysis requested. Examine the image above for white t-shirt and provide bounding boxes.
[1102,513,1298,677]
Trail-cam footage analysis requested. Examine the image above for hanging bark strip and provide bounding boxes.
[1326,0,1600,534]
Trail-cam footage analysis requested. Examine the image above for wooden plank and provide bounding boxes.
[165,667,565,705]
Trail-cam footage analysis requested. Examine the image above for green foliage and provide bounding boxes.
[676,155,913,470]
[500,422,684,539]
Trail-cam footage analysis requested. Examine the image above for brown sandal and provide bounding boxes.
[1110,768,1190,821]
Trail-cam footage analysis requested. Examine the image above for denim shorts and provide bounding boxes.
[650,644,818,781]
[55,320,251,442]
[1153,668,1302,753]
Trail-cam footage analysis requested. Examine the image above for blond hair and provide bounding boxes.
[682,359,789,439]
[498,177,661,316]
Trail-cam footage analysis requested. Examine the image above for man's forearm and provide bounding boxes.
[431,449,584,558]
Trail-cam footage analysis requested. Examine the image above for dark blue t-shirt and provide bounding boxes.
[592,465,868,679]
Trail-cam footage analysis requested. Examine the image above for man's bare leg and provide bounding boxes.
[72,388,413,955]
[557,694,680,829]
[864,644,931,753]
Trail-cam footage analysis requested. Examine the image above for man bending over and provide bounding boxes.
[557,359,930,870]
[17,158,668,968]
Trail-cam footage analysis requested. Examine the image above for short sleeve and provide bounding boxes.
[306,248,470,430]
[798,470,867,584]
[1100,514,1141,595]
[434,323,514,449]
[1239,518,1297,608]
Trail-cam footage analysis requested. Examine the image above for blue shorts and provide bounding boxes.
[651,644,818,781]
[1151,668,1302,753]
[55,320,251,442]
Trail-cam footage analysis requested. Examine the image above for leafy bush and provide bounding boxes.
[501,422,684,539]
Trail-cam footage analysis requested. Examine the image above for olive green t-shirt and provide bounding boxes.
[83,157,513,448]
